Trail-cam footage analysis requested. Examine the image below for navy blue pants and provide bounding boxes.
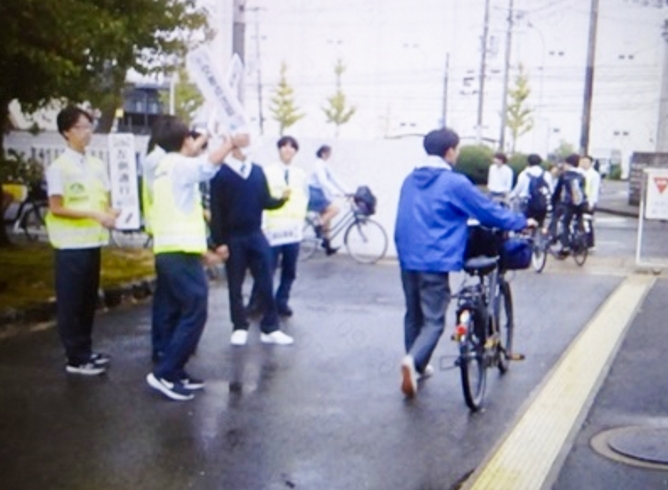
[250,242,300,312]
[224,230,279,333]
[151,256,180,361]
[152,253,208,382]
[54,247,101,364]
[401,270,451,374]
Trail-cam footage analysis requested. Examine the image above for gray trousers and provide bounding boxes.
[400,270,451,374]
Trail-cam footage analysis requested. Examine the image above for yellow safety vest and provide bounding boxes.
[45,154,109,249]
[263,164,309,246]
[151,153,207,254]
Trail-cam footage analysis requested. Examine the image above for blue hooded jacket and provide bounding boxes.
[394,159,527,272]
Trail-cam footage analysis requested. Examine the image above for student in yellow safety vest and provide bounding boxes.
[146,116,241,401]
[45,106,119,375]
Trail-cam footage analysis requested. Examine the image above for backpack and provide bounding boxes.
[526,170,550,215]
[562,171,586,207]
[353,185,377,216]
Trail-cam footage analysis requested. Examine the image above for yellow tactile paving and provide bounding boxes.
[464,274,656,490]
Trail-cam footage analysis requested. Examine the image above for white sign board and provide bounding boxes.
[226,53,244,101]
[187,47,249,133]
[644,168,668,220]
[108,134,140,230]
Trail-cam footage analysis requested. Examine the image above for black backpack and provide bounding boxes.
[527,170,550,215]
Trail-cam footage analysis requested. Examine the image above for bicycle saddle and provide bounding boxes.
[463,256,498,275]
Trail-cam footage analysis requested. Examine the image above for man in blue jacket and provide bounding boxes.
[394,128,532,398]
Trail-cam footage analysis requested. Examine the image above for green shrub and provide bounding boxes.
[0,150,44,185]
[508,153,528,186]
[609,164,622,180]
[455,145,494,185]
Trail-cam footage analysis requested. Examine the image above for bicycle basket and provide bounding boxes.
[500,237,532,270]
[465,225,504,260]
[353,185,377,216]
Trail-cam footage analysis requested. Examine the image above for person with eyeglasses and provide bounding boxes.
[45,106,119,376]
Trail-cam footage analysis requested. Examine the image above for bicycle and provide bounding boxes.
[452,226,530,411]
[2,183,49,241]
[300,197,388,265]
[531,210,588,272]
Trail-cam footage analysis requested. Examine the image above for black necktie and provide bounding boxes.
[284,169,289,185]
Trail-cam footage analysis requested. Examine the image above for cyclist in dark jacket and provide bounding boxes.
[550,153,588,254]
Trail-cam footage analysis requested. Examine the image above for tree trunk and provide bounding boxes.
[0,100,13,247]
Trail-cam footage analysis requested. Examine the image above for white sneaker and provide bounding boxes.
[260,330,294,345]
[419,364,434,379]
[401,355,417,398]
[230,330,248,346]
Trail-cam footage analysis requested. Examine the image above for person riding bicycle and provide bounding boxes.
[307,145,349,255]
[508,153,553,227]
[550,153,588,256]
[394,127,535,399]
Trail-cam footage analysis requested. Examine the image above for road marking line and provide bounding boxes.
[463,274,655,490]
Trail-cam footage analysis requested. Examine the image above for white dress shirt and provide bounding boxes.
[487,163,514,194]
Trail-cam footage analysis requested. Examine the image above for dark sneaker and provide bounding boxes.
[179,371,205,391]
[325,246,339,256]
[277,306,293,317]
[90,352,111,366]
[66,362,106,376]
[146,373,194,401]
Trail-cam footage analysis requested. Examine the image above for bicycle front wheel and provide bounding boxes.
[531,231,547,273]
[299,220,320,262]
[22,204,48,241]
[459,307,487,411]
[343,217,387,264]
[496,280,514,373]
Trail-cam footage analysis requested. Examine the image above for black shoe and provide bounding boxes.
[325,246,339,256]
[66,361,106,376]
[277,306,293,317]
[179,371,205,391]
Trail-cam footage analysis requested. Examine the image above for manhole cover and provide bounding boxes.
[591,426,668,471]
[608,427,668,464]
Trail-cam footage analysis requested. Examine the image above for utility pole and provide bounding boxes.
[580,0,599,155]
[477,0,491,144]
[232,0,247,103]
[442,52,450,128]
[251,8,265,134]
[499,0,514,152]
[657,20,668,152]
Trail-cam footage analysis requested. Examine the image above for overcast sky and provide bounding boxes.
[203,0,665,157]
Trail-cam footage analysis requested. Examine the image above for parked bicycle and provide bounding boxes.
[452,226,531,411]
[531,212,588,272]
[2,182,49,241]
[300,187,388,264]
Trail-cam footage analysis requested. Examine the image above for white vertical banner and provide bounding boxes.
[187,47,249,133]
[226,53,244,100]
[644,168,668,220]
[108,133,140,230]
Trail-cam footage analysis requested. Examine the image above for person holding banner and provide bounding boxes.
[45,106,119,375]
[579,155,601,250]
[145,117,240,401]
[209,137,295,347]
[247,136,309,318]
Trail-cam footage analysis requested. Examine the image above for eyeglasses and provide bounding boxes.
[71,124,94,131]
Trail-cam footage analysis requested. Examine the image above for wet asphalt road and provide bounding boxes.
[0,239,627,490]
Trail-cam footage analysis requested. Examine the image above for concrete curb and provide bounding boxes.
[596,206,639,218]
[0,276,156,334]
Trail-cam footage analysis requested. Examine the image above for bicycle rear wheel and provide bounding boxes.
[299,220,320,261]
[459,306,487,411]
[496,280,514,373]
[572,229,588,266]
[344,217,387,264]
[22,204,48,241]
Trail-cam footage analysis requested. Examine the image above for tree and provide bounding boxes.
[269,62,305,135]
[158,66,204,126]
[505,63,533,154]
[322,59,356,138]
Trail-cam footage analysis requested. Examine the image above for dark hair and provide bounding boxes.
[189,130,208,151]
[565,153,581,166]
[316,145,331,158]
[527,154,542,166]
[277,135,299,151]
[423,128,459,157]
[151,115,189,153]
[493,152,508,164]
[56,106,93,135]
[581,154,594,162]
